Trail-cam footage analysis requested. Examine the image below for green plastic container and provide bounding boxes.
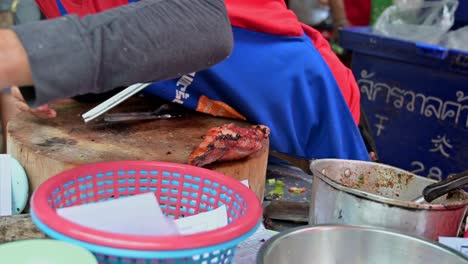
[371,0,393,25]
[0,239,98,264]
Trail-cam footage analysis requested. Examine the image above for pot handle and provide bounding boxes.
[423,170,468,202]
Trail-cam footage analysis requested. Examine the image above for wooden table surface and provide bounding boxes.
[0,214,46,243]
[7,97,269,201]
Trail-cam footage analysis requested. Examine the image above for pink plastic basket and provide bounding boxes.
[30,161,262,263]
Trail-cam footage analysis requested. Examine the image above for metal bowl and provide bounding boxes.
[257,225,468,264]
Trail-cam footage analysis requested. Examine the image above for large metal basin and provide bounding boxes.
[257,225,468,264]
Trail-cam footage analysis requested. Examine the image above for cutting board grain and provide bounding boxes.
[7,97,268,201]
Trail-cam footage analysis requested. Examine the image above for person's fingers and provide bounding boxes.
[15,100,30,113]
[48,110,57,118]
[30,108,55,119]
[10,86,24,101]
[36,105,49,111]
[35,105,56,118]
[369,152,379,162]
[15,100,56,119]
[11,86,57,118]
[43,108,56,118]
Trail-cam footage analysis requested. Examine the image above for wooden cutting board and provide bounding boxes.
[6,97,268,201]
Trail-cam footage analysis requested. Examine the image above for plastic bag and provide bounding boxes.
[440,25,468,51]
[373,0,459,44]
[393,0,425,8]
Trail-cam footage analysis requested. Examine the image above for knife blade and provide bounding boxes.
[102,103,184,123]
[81,83,151,123]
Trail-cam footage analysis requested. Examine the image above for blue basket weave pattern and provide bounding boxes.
[34,166,257,264]
[49,169,245,222]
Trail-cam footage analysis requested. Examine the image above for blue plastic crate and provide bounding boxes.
[454,1,468,29]
[340,26,468,182]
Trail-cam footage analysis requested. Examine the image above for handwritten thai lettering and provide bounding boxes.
[374,82,391,104]
[374,114,388,136]
[357,70,376,101]
[388,87,405,108]
[422,96,443,118]
[358,70,468,128]
[410,161,444,181]
[427,167,443,181]
[404,91,417,112]
[429,135,453,158]
[410,161,424,175]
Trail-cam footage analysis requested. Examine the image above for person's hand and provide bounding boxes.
[11,86,57,118]
[332,17,349,43]
[328,0,350,43]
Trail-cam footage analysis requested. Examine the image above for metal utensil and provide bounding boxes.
[102,104,184,123]
[257,225,468,264]
[412,170,468,203]
[81,83,151,123]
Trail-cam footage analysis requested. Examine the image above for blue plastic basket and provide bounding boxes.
[31,211,259,264]
[31,161,263,264]
[454,1,468,29]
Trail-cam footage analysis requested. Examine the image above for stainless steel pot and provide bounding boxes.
[309,159,468,240]
[256,225,468,264]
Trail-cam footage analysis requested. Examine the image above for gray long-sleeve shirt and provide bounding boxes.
[12,0,233,107]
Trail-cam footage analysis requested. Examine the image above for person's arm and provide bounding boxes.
[4,0,233,107]
[329,0,349,39]
[0,29,33,89]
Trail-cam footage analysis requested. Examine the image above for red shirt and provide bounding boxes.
[344,0,371,26]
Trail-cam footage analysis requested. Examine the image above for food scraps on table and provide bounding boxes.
[267,179,285,200]
[288,187,306,194]
[188,123,270,167]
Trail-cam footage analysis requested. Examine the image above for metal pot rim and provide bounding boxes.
[310,159,467,210]
[256,224,468,264]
